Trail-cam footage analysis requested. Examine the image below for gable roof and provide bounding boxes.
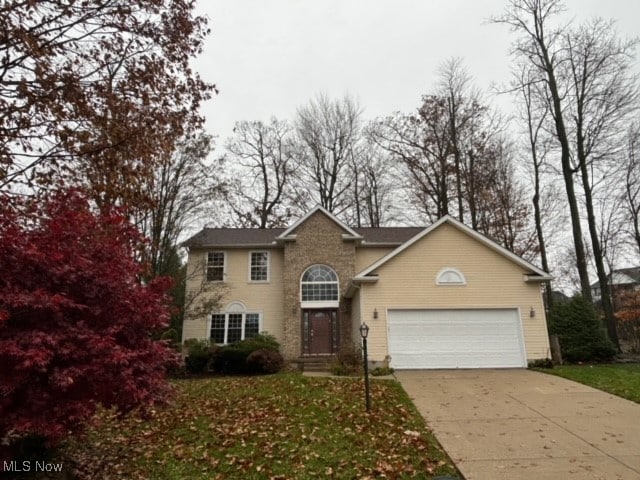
[354,215,552,282]
[618,267,640,282]
[276,205,362,239]
[590,267,640,289]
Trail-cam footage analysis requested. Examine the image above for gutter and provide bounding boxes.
[345,275,379,298]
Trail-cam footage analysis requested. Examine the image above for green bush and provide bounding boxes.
[213,333,280,374]
[371,366,395,376]
[528,358,553,369]
[183,339,218,374]
[160,328,179,347]
[549,295,616,363]
[246,348,284,374]
[240,332,280,352]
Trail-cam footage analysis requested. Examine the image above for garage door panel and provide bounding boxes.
[388,309,526,369]
[390,352,515,369]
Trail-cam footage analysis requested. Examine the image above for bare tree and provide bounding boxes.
[515,64,555,306]
[127,133,222,341]
[371,96,452,222]
[497,1,640,348]
[624,122,640,257]
[134,133,219,278]
[222,118,299,228]
[348,137,397,227]
[565,18,639,347]
[473,138,537,259]
[437,58,484,224]
[294,94,362,215]
[494,0,593,302]
[371,65,534,256]
[182,256,229,341]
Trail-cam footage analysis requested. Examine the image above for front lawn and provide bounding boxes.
[60,374,458,479]
[537,364,640,404]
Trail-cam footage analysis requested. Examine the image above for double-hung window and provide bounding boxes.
[249,251,269,282]
[207,252,225,281]
[210,312,260,344]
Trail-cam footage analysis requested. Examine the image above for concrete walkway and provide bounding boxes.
[395,369,640,479]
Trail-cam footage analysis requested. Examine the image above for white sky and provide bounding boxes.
[193,1,640,144]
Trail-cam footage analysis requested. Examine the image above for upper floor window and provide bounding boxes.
[436,267,466,285]
[301,265,339,302]
[249,251,269,282]
[207,251,225,282]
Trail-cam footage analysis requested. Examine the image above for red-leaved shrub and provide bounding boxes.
[615,290,640,353]
[0,190,177,453]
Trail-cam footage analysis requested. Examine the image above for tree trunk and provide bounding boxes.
[538,41,593,302]
[577,149,621,349]
[533,178,553,310]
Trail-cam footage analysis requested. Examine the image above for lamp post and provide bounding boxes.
[359,322,371,412]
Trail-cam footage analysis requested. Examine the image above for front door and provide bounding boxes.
[303,310,337,355]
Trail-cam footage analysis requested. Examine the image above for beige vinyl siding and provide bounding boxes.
[182,249,212,342]
[355,246,394,272]
[360,223,549,362]
[182,248,285,343]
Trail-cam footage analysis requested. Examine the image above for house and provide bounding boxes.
[590,267,640,307]
[182,206,552,369]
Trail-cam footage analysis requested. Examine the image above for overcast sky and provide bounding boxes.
[193,1,640,144]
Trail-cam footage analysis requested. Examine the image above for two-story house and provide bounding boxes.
[182,206,552,369]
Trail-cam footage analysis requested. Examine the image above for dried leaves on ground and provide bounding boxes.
[60,374,458,479]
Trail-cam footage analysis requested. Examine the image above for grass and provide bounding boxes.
[59,373,458,479]
[536,364,640,404]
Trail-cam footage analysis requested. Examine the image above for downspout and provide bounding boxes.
[349,280,363,329]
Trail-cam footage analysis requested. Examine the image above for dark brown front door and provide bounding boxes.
[303,310,337,355]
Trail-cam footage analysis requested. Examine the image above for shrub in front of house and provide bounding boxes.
[330,350,362,376]
[614,290,640,353]
[549,295,616,362]
[160,328,180,348]
[213,333,280,374]
[371,366,395,376]
[246,348,285,374]
[528,358,554,369]
[184,339,218,374]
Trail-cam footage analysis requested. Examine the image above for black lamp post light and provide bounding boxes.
[359,322,371,412]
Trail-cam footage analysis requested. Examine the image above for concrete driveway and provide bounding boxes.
[395,369,640,479]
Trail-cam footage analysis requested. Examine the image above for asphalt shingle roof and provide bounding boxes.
[182,226,425,248]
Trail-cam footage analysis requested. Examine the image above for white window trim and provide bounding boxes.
[436,267,466,285]
[248,250,270,283]
[300,300,340,309]
[208,311,262,345]
[206,251,227,282]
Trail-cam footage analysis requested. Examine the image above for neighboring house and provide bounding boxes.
[591,267,640,307]
[182,206,552,369]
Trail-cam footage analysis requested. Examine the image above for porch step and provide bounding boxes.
[296,357,334,372]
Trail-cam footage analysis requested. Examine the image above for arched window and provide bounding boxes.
[301,265,339,302]
[436,267,466,285]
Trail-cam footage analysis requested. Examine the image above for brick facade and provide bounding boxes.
[281,211,356,359]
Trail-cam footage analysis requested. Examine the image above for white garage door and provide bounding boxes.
[387,309,526,369]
